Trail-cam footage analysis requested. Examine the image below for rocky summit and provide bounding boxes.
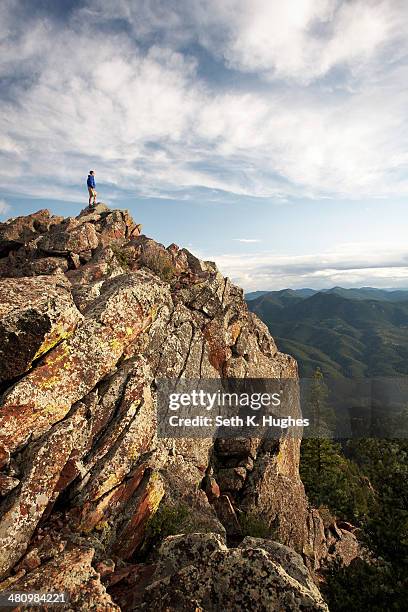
[0,204,359,610]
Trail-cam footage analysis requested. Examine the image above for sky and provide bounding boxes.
[1,0,408,290]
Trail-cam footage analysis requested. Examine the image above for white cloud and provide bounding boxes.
[90,0,405,83]
[218,0,397,82]
[0,199,10,215]
[1,1,408,202]
[233,238,261,243]
[210,242,408,291]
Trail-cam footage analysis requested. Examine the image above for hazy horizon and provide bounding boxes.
[245,286,408,294]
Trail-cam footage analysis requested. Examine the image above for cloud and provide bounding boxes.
[1,0,408,203]
[233,238,261,243]
[0,199,10,215]
[193,0,396,83]
[88,0,402,83]
[210,242,408,291]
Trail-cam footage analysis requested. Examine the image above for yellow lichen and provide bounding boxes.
[150,305,159,322]
[110,338,122,352]
[146,473,165,510]
[129,446,141,461]
[32,327,73,362]
[40,403,70,419]
[43,341,71,366]
[94,520,109,532]
[37,375,61,389]
[148,488,164,510]
[92,473,121,501]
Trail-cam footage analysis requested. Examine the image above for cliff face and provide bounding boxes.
[0,204,335,610]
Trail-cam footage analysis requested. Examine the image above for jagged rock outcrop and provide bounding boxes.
[0,209,63,259]
[0,204,354,608]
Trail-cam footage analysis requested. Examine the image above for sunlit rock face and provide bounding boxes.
[0,204,350,608]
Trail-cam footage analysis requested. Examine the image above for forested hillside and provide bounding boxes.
[247,289,408,377]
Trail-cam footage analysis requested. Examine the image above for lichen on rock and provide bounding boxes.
[0,204,357,609]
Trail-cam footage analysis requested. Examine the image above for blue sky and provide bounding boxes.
[1,0,408,290]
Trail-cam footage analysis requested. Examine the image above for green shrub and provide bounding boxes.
[110,244,133,270]
[323,557,407,612]
[239,513,273,539]
[145,502,189,542]
[141,250,174,282]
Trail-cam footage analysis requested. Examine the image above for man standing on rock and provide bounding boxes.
[87,170,97,208]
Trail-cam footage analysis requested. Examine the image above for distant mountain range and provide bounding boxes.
[246,287,408,378]
[246,287,408,302]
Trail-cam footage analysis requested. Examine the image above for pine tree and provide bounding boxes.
[300,368,370,519]
[348,438,408,567]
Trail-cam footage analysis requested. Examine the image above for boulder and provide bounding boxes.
[139,533,329,611]
[77,202,110,220]
[38,222,99,254]
[239,537,322,600]
[96,209,137,247]
[325,526,361,566]
[0,209,62,257]
[129,236,177,281]
[0,275,82,384]
[7,547,119,611]
[0,252,69,278]
[27,256,69,276]
[153,532,227,580]
[238,440,314,556]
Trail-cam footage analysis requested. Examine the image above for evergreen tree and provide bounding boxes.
[300,368,371,519]
[348,438,408,568]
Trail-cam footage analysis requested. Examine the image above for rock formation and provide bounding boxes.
[0,204,357,609]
